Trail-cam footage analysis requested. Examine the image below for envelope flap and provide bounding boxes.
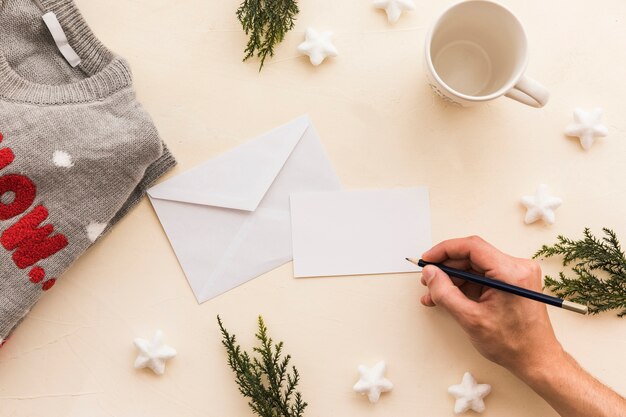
[148,116,310,211]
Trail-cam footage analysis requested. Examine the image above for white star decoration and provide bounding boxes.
[448,372,491,414]
[374,0,416,23]
[521,184,562,225]
[353,361,393,403]
[133,330,176,375]
[297,28,338,66]
[564,107,608,150]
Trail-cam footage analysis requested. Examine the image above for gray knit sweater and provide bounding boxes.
[0,0,176,342]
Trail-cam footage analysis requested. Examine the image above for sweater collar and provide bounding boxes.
[0,0,133,105]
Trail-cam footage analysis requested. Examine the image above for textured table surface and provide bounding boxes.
[1,1,625,416]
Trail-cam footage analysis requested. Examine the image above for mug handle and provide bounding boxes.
[504,76,550,108]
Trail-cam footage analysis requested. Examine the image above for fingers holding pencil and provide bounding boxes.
[420,265,481,327]
[422,236,543,290]
[420,264,486,304]
[419,240,494,304]
[412,236,588,315]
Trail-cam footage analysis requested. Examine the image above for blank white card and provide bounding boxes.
[290,188,431,278]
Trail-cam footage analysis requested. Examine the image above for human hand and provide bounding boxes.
[420,236,565,376]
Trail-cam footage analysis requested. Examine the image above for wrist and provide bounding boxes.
[509,344,625,417]
[508,338,569,383]
[511,342,572,390]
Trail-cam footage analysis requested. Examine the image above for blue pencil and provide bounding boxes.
[406,258,588,315]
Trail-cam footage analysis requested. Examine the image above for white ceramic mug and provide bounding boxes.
[425,0,549,107]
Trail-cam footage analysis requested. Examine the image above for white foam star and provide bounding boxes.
[86,222,107,242]
[297,28,338,66]
[521,184,562,225]
[564,108,608,150]
[353,361,393,403]
[53,150,74,168]
[448,372,491,414]
[373,0,416,23]
[133,330,176,375]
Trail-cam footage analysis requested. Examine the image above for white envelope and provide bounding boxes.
[148,116,341,303]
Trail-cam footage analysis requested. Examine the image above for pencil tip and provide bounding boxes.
[405,257,410,261]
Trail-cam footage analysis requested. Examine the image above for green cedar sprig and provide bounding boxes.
[218,316,308,417]
[534,228,626,317]
[236,0,299,71]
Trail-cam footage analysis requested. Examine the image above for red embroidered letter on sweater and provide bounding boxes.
[1,205,68,269]
[0,132,14,171]
[0,147,14,170]
[0,175,37,220]
[0,133,37,221]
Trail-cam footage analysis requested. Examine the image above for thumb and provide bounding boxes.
[422,265,478,326]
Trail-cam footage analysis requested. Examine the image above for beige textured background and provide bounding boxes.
[1,0,625,416]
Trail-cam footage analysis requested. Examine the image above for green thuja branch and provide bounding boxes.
[236,0,299,70]
[218,316,308,417]
[534,228,626,317]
